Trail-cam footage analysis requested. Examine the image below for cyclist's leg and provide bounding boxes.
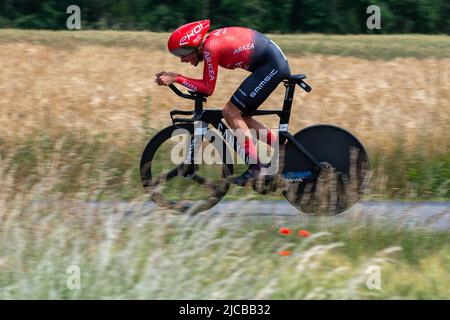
[230,64,286,113]
[230,61,288,148]
[222,101,260,165]
[243,117,278,146]
[226,65,289,184]
[226,65,281,166]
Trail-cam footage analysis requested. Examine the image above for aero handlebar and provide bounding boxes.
[169,84,207,102]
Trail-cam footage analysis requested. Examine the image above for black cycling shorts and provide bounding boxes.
[231,37,290,112]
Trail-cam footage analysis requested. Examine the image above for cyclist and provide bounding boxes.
[155,20,291,185]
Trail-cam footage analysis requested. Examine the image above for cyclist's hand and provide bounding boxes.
[154,71,164,85]
[155,71,167,85]
[155,72,177,86]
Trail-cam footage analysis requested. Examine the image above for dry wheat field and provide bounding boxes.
[1,33,449,153]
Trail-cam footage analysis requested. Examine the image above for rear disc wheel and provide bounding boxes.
[282,124,370,215]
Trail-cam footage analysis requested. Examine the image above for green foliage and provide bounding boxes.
[0,0,448,33]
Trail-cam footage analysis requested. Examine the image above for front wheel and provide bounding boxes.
[281,124,371,215]
[140,124,233,214]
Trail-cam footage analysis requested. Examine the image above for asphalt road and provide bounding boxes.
[76,200,450,232]
[205,200,450,231]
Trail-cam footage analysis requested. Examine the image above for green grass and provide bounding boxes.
[1,131,448,202]
[273,34,450,59]
[368,148,450,200]
[1,29,449,59]
[0,197,448,299]
[0,130,450,201]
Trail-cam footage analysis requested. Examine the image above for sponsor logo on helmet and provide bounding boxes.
[234,42,255,55]
[193,34,202,45]
[179,23,206,46]
[250,69,279,98]
[203,51,215,81]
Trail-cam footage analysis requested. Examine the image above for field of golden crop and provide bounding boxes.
[1,31,448,157]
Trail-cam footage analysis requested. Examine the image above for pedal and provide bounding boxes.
[178,164,198,177]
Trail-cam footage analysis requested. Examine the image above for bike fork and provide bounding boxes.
[182,121,208,166]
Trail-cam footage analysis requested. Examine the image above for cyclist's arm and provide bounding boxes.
[175,47,219,96]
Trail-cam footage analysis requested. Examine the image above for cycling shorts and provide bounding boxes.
[231,37,290,112]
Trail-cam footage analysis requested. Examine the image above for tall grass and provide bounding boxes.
[1,132,448,201]
[1,138,450,299]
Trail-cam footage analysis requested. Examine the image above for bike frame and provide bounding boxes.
[168,76,321,179]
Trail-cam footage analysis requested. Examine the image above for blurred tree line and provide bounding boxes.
[0,0,448,33]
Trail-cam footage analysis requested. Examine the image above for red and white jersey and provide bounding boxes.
[175,27,267,96]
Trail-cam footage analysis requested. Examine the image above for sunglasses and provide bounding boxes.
[172,46,197,58]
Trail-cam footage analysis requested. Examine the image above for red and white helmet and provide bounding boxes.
[168,20,210,57]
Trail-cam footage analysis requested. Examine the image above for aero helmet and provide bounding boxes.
[168,20,210,57]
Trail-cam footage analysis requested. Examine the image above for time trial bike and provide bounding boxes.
[140,74,370,215]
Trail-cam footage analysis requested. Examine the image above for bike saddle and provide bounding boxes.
[286,74,311,92]
[287,74,307,82]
